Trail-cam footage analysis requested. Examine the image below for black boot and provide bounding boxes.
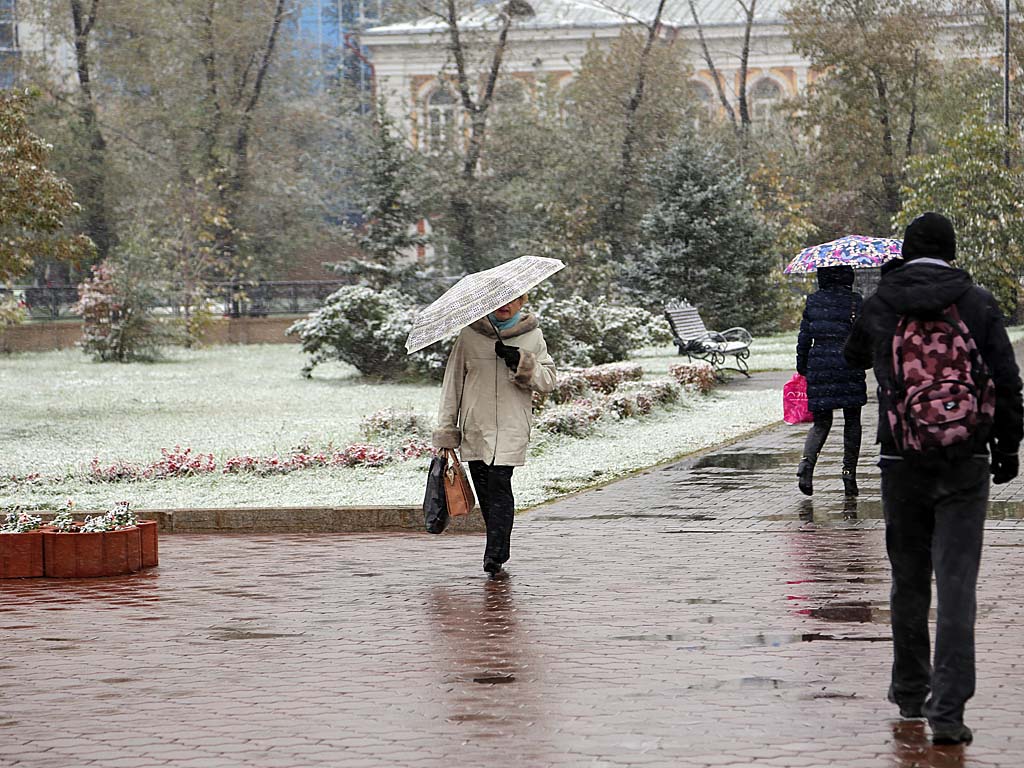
[842,468,859,497]
[797,458,814,496]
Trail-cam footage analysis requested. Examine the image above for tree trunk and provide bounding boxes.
[871,67,901,218]
[69,0,112,261]
[441,0,513,273]
[608,0,668,257]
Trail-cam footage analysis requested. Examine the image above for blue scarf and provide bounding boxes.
[489,311,521,332]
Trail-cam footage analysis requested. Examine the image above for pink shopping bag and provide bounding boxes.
[783,373,813,425]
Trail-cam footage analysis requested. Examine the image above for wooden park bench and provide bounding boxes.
[664,299,753,377]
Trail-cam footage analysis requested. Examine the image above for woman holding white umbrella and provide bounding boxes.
[409,257,561,576]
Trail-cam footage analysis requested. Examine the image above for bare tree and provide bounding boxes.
[687,0,759,138]
[588,0,675,255]
[415,0,532,272]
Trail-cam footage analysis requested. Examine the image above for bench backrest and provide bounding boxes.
[664,300,708,341]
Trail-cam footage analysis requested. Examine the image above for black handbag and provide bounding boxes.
[423,454,450,534]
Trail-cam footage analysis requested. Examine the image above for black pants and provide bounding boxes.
[881,457,989,729]
[802,407,862,472]
[468,461,515,565]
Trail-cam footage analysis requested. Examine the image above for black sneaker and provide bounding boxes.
[931,724,973,745]
[483,559,503,576]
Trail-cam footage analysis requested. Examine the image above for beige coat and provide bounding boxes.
[432,315,556,466]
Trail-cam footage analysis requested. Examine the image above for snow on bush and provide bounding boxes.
[537,295,671,367]
[535,398,605,437]
[1,509,42,532]
[89,446,216,483]
[577,362,644,394]
[360,407,430,441]
[287,285,452,380]
[669,362,717,395]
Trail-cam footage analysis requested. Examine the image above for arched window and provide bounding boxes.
[690,81,716,123]
[425,87,457,153]
[749,78,783,126]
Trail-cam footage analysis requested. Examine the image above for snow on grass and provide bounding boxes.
[17,327,986,513]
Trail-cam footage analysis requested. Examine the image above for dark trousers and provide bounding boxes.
[802,407,862,472]
[468,461,515,565]
[880,457,989,728]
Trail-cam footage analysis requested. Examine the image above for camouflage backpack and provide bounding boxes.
[888,304,995,456]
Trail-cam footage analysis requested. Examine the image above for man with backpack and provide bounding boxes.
[845,211,1023,746]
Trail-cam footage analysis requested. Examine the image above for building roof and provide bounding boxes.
[363,0,791,37]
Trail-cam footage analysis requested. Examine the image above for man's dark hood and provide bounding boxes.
[873,263,974,316]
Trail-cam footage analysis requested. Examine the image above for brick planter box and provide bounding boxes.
[1,522,159,578]
[0,530,45,578]
[137,520,159,568]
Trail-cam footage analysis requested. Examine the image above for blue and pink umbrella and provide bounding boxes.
[784,235,902,274]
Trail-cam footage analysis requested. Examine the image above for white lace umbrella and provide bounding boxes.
[405,256,565,354]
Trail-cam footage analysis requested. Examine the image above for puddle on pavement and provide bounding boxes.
[684,677,796,691]
[772,498,1024,522]
[209,630,304,641]
[802,601,890,623]
[667,598,724,605]
[693,450,802,471]
[448,713,501,722]
[614,632,890,645]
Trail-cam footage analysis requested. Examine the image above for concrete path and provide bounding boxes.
[3,374,1023,767]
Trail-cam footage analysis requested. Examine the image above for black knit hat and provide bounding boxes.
[817,264,855,289]
[902,212,956,262]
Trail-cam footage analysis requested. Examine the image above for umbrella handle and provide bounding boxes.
[487,314,503,341]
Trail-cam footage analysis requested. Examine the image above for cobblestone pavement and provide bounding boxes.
[3,385,1024,767]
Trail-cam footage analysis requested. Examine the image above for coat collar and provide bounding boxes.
[469,313,538,339]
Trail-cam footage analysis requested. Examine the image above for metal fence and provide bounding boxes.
[1,280,357,321]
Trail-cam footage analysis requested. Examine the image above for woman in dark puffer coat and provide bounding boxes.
[795,265,867,496]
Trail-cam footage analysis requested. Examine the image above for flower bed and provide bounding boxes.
[0,503,159,579]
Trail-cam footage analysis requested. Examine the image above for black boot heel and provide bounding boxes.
[842,469,859,497]
[797,458,814,496]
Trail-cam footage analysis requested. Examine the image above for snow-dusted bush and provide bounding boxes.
[80,502,138,533]
[287,286,452,380]
[76,261,177,362]
[578,362,644,394]
[606,391,654,419]
[669,362,717,395]
[89,446,217,483]
[623,379,681,406]
[360,407,430,441]
[1,509,42,532]
[223,444,394,476]
[535,398,605,437]
[536,295,670,367]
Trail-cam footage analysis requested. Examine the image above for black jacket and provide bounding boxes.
[844,261,1023,456]
[796,284,867,412]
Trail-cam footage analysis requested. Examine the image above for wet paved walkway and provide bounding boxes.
[3,381,1024,767]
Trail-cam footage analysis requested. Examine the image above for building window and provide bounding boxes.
[342,0,382,29]
[424,87,458,153]
[690,81,716,123]
[749,77,783,126]
[0,0,17,88]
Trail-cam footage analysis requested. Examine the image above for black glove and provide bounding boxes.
[992,450,1018,485]
[494,339,521,370]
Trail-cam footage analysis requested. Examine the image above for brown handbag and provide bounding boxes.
[442,448,476,517]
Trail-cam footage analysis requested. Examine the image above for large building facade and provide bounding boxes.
[363,0,802,150]
[363,0,989,151]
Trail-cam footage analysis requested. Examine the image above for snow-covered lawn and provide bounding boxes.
[0,343,783,510]
[17,323,1023,512]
